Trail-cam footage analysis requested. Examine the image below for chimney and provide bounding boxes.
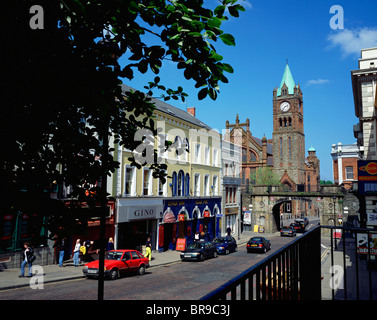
[187,107,196,117]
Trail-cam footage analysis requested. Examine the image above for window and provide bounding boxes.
[124,166,135,196]
[204,174,209,196]
[143,168,152,196]
[195,143,201,163]
[185,173,190,196]
[213,148,218,166]
[178,171,184,196]
[158,133,168,159]
[158,170,167,196]
[345,166,354,180]
[172,171,177,196]
[280,138,283,158]
[213,176,218,196]
[182,138,189,161]
[205,146,210,165]
[194,173,200,196]
[288,137,291,157]
[242,149,247,162]
[249,151,256,162]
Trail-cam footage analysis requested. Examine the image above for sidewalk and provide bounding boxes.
[0,230,267,292]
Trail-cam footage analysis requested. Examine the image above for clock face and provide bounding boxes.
[280,101,290,112]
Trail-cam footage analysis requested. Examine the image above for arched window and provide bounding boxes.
[249,151,257,162]
[185,173,190,196]
[178,170,184,196]
[172,171,177,196]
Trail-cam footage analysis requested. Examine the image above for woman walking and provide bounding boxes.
[19,242,34,278]
[73,239,81,267]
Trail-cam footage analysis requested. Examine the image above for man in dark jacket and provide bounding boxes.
[19,242,34,277]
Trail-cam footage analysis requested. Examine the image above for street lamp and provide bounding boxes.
[97,29,120,301]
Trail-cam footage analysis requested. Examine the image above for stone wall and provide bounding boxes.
[0,246,55,271]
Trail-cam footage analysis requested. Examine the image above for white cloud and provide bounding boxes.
[306,79,330,86]
[327,28,377,58]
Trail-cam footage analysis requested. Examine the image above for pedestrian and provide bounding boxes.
[58,236,67,267]
[83,240,93,262]
[194,231,200,241]
[73,239,81,267]
[19,242,34,278]
[226,225,231,236]
[106,237,114,252]
[145,237,152,261]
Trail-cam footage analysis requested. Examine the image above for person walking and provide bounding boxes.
[73,239,81,267]
[19,242,34,278]
[145,237,152,261]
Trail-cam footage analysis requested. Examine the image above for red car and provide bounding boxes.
[83,249,149,280]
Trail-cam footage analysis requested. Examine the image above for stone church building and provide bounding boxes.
[224,63,320,216]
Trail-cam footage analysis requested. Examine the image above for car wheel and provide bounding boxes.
[138,265,146,275]
[225,249,229,255]
[263,247,267,253]
[200,254,205,261]
[109,269,118,280]
[213,251,218,258]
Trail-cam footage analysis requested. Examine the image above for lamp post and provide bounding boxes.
[97,30,120,301]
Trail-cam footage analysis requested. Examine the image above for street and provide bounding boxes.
[0,232,306,300]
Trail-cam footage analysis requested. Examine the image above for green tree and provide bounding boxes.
[250,167,282,186]
[3,0,244,238]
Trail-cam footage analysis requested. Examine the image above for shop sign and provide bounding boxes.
[225,207,238,215]
[203,210,210,217]
[357,233,377,255]
[358,160,377,194]
[178,213,185,221]
[176,238,186,251]
[367,213,377,226]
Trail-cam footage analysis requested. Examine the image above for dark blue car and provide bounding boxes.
[212,236,237,255]
[180,241,218,261]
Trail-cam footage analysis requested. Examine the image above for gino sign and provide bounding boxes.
[358,160,377,194]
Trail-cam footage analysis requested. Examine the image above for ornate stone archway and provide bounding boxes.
[246,185,346,233]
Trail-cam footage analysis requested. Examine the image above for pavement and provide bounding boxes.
[0,230,267,292]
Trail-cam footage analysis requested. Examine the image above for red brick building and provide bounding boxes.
[331,143,359,190]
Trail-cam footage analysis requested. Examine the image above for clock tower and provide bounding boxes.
[272,63,305,190]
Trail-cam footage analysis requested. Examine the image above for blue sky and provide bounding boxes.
[121,0,377,182]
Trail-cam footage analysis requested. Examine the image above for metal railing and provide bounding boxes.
[200,225,377,300]
[200,226,321,300]
[321,225,377,300]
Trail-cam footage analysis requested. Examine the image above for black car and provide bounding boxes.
[246,237,271,253]
[290,221,306,233]
[296,218,309,227]
[180,241,218,261]
[213,236,237,254]
[280,226,297,237]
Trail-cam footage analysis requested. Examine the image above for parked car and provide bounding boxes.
[83,249,149,280]
[246,237,271,253]
[180,241,218,261]
[290,221,306,233]
[213,236,237,254]
[280,226,297,237]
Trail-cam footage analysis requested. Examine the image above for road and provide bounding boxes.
[0,226,318,300]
